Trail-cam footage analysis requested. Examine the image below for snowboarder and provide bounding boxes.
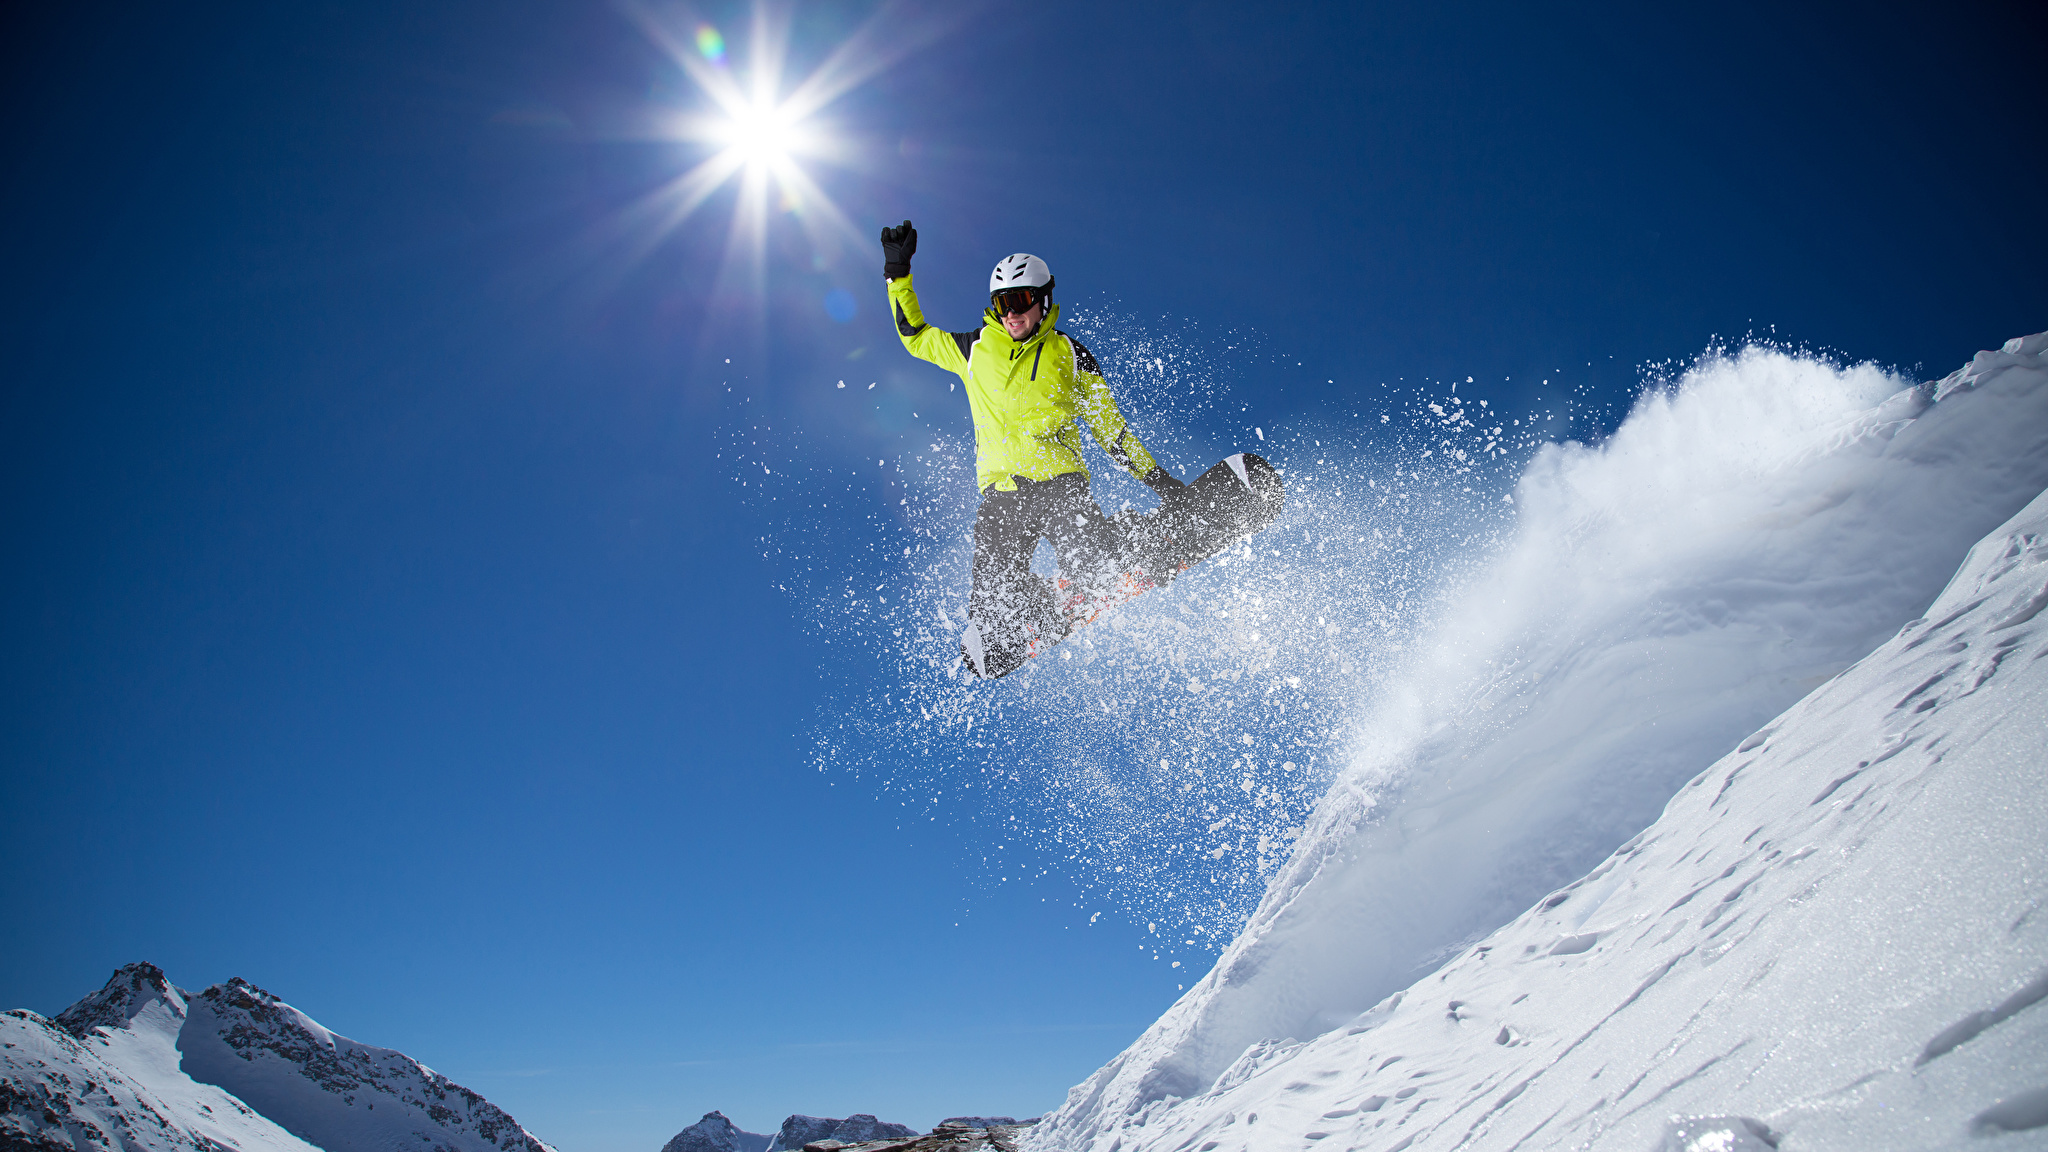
[879,220,1186,676]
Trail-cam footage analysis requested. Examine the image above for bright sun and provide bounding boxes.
[722,100,803,167]
[615,1,924,295]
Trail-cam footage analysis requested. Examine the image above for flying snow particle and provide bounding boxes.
[1255,427,1264,440]
[837,381,845,388]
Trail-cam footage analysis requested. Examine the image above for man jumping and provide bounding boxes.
[880,219,1185,678]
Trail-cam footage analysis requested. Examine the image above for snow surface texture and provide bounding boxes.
[1,965,556,1152]
[1031,332,2048,1151]
[1034,475,2048,1151]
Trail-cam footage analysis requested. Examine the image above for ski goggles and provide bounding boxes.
[990,286,1045,315]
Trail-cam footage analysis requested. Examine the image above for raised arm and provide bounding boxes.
[878,220,975,374]
[887,274,974,374]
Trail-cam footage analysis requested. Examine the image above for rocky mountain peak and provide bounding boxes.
[54,962,184,1040]
[201,977,291,1021]
[661,1111,770,1152]
[179,973,554,1152]
[768,1115,916,1152]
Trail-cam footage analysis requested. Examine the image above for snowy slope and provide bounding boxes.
[1032,333,2048,1151]
[2,965,320,1152]
[1035,476,2048,1152]
[1,965,555,1152]
[177,978,554,1152]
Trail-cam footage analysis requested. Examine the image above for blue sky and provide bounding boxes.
[2,0,2042,1147]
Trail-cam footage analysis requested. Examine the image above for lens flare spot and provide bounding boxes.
[824,289,857,323]
[695,24,725,62]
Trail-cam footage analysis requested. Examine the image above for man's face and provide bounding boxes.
[1002,299,1043,339]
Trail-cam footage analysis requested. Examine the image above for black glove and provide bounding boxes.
[1143,467,1186,497]
[880,219,916,279]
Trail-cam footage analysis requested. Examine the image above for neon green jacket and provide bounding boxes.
[888,274,1160,493]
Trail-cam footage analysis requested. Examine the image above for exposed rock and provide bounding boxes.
[1,989,317,1152]
[798,1122,1031,1152]
[830,1116,917,1144]
[53,963,180,1041]
[4,964,555,1152]
[769,1114,914,1151]
[180,977,555,1152]
[772,1116,838,1151]
[662,1111,771,1152]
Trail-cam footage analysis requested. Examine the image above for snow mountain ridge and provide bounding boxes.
[661,1112,771,1152]
[9,970,977,1152]
[764,1116,917,1152]
[2,964,555,1152]
[658,1113,924,1152]
[1029,331,2048,1151]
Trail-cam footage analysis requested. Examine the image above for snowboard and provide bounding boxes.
[960,452,1286,679]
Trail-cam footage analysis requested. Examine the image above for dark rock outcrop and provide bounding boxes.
[661,1112,771,1152]
[768,1115,915,1152]
[769,1116,837,1151]
[789,1120,1033,1152]
[53,963,179,1040]
[179,977,555,1152]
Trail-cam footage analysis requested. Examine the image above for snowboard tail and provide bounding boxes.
[961,452,1285,679]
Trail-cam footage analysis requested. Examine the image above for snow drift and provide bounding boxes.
[1032,332,2048,1150]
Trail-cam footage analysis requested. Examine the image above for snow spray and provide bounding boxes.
[731,308,1555,961]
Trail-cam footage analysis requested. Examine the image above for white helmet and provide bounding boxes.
[989,253,1054,294]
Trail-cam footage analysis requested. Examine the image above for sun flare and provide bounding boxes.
[722,99,804,168]
[611,1,947,308]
